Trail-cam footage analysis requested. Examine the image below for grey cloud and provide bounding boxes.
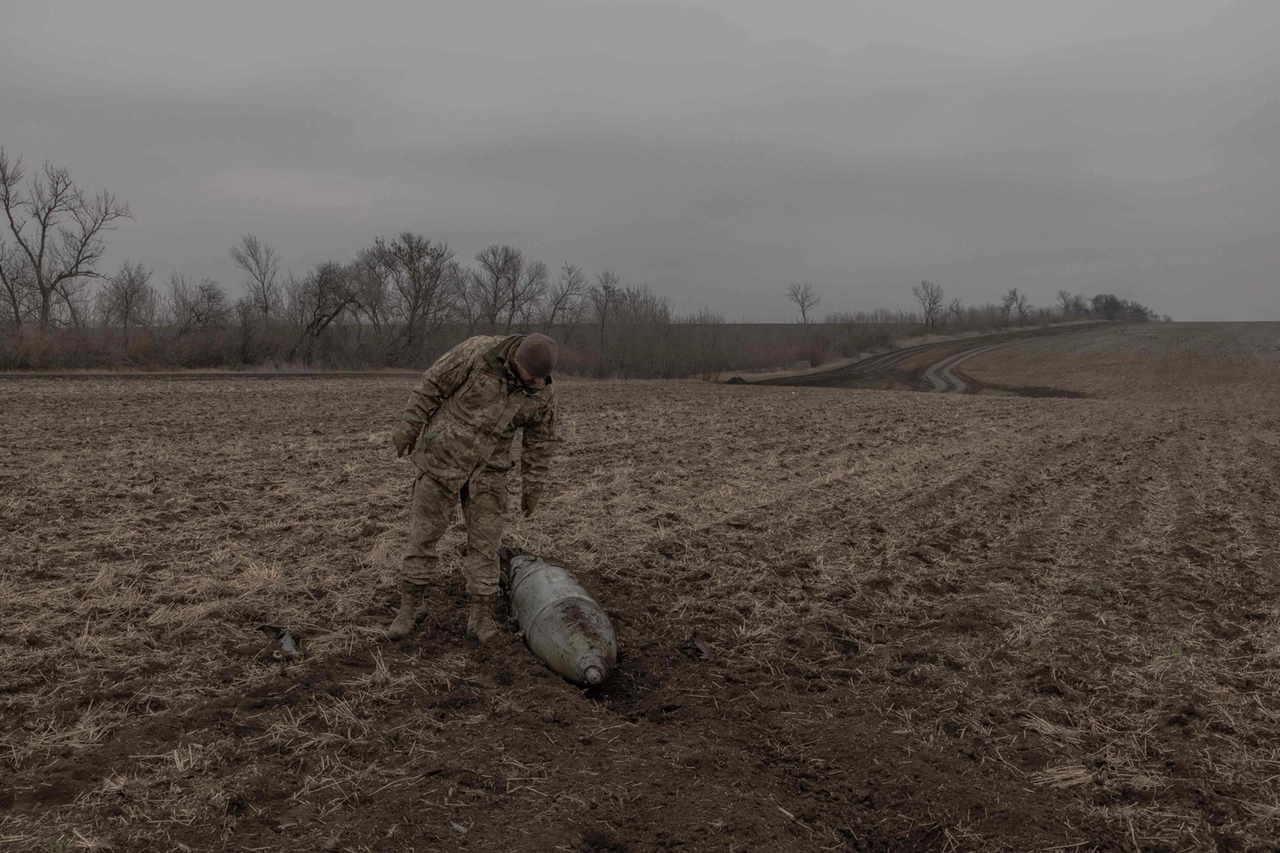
[2,1,1278,320]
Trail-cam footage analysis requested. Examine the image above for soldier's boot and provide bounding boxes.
[387,582,426,641]
[466,594,499,645]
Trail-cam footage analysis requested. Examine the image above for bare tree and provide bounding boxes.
[685,306,726,381]
[471,244,523,328]
[1056,289,1074,316]
[160,274,231,366]
[286,261,360,364]
[912,280,945,331]
[230,235,281,330]
[0,239,35,329]
[1014,290,1031,320]
[508,259,549,331]
[349,245,389,343]
[453,269,484,336]
[946,298,963,328]
[98,259,157,353]
[786,283,820,324]
[1000,287,1021,323]
[610,283,674,378]
[233,296,258,363]
[374,233,458,363]
[588,269,620,377]
[537,262,588,331]
[0,147,132,332]
[166,274,230,337]
[56,276,96,332]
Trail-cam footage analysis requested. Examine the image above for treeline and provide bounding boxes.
[0,248,1142,377]
[1085,293,1163,322]
[0,147,1162,376]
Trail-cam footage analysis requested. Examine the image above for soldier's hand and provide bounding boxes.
[521,494,538,519]
[393,432,416,458]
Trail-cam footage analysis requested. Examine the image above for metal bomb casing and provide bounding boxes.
[500,551,618,687]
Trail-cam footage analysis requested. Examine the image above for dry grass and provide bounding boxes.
[2,332,1279,851]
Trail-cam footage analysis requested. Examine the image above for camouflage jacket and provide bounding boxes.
[394,335,558,497]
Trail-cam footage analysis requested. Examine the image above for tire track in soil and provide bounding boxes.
[922,342,1014,392]
[964,407,1280,845]
[794,401,1264,846]
[1235,432,1280,560]
[975,419,1170,824]
[690,402,1077,648]
[1180,425,1280,707]
[866,407,1122,608]
[780,402,1165,844]
[1120,419,1280,839]
[718,401,1074,537]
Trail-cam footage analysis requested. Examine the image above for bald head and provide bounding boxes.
[513,333,557,381]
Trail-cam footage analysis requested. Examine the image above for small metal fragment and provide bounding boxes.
[257,625,300,657]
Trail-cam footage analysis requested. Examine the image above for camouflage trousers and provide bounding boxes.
[401,470,510,595]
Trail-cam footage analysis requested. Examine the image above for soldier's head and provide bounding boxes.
[512,333,557,387]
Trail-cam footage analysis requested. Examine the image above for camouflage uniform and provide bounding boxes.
[393,334,557,597]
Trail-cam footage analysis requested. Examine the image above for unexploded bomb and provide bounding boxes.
[499,549,618,687]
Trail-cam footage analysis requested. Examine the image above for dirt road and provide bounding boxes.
[757,323,1101,392]
[921,340,1017,392]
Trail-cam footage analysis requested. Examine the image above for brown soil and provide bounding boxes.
[3,337,1280,851]
[962,322,1280,403]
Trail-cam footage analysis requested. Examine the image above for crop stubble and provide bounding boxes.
[2,326,1279,851]
[962,322,1280,402]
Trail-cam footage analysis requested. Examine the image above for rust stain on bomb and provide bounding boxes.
[499,548,618,687]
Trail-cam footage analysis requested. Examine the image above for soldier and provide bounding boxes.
[388,333,558,644]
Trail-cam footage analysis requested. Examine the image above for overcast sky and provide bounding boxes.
[3,1,1277,321]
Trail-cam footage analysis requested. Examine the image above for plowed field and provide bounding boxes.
[3,324,1279,851]
[963,322,1280,401]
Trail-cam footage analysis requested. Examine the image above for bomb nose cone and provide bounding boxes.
[506,554,618,687]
